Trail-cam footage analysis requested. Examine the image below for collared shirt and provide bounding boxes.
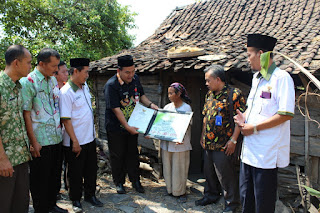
[242,66,295,169]
[20,68,62,146]
[59,80,95,146]
[0,71,31,166]
[257,61,277,81]
[104,74,145,132]
[160,102,193,152]
[202,85,246,151]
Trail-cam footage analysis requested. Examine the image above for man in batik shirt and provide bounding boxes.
[0,45,32,213]
[20,48,67,213]
[103,55,158,194]
[195,65,246,213]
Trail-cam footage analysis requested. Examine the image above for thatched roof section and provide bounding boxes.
[90,0,320,74]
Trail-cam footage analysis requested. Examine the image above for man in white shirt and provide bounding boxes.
[234,34,295,213]
[59,58,103,212]
[54,60,69,199]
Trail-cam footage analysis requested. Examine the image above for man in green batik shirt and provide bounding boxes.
[0,45,32,213]
[20,48,67,213]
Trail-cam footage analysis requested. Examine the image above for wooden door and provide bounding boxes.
[163,70,207,173]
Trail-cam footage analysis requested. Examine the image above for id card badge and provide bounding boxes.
[261,91,271,99]
[215,115,222,126]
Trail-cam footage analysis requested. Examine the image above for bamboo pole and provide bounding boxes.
[274,51,320,90]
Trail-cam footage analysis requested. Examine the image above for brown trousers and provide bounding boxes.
[0,162,29,213]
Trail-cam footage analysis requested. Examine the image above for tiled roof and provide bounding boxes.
[89,0,320,74]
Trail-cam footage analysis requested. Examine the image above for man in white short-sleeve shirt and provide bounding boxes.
[59,58,103,212]
[234,34,295,213]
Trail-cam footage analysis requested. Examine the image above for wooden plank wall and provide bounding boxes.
[92,72,114,139]
[137,74,162,153]
[291,107,320,157]
[91,70,320,189]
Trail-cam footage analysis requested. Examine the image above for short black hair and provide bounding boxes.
[204,64,226,82]
[37,48,60,64]
[58,60,66,68]
[251,47,274,59]
[68,66,85,75]
[5,45,28,65]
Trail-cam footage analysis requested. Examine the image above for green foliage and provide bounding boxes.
[0,0,136,69]
[301,185,320,198]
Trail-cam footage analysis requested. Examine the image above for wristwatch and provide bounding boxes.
[253,124,258,134]
[230,138,237,144]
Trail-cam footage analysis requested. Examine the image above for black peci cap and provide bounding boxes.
[247,34,277,51]
[70,58,90,67]
[118,55,134,67]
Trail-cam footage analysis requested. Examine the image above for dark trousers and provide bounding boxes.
[30,143,61,213]
[107,131,140,185]
[203,150,240,210]
[55,142,63,195]
[0,162,29,213]
[239,162,278,213]
[64,141,97,201]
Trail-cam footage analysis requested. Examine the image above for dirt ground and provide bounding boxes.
[28,173,233,213]
[28,172,295,213]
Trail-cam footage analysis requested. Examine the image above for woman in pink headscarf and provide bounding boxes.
[160,82,192,203]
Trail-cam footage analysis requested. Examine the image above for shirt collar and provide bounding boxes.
[257,62,277,81]
[1,71,22,89]
[68,79,80,92]
[212,84,228,98]
[34,68,46,81]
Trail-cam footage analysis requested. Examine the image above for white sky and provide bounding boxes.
[117,0,197,46]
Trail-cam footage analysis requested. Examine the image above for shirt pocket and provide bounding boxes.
[259,98,277,117]
[74,96,86,109]
[1,96,17,118]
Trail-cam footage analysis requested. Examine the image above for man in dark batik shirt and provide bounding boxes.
[103,55,158,194]
[195,65,246,213]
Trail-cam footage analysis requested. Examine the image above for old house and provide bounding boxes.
[89,0,320,204]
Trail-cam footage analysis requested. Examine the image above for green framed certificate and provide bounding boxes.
[128,103,193,142]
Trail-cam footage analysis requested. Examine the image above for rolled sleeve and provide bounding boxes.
[20,77,35,111]
[59,91,72,119]
[276,75,295,117]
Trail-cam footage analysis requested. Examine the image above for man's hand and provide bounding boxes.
[234,109,246,127]
[150,103,159,110]
[0,153,14,177]
[239,123,254,136]
[224,141,236,156]
[30,142,42,158]
[127,126,139,135]
[72,141,82,157]
[175,141,183,145]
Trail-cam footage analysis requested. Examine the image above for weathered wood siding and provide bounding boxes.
[291,107,320,157]
[136,74,161,152]
[90,70,320,191]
